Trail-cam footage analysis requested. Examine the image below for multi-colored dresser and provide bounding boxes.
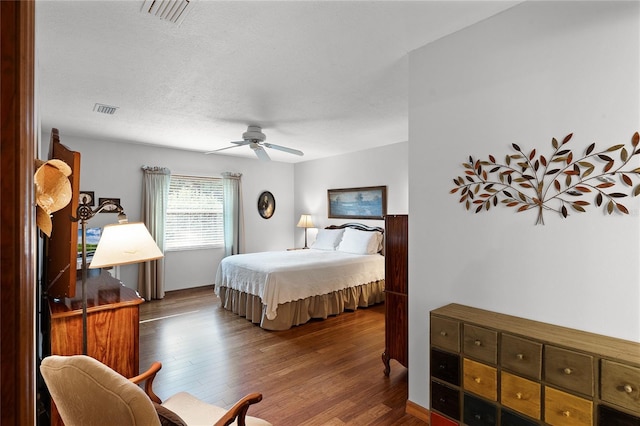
[430,303,639,426]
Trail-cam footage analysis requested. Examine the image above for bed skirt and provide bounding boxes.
[217,280,385,331]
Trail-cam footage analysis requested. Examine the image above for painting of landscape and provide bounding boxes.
[77,227,102,258]
[328,186,386,220]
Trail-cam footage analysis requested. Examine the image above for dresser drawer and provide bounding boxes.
[601,359,640,414]
[430,411,459,426]
[463,324,497,365]
[598,404,640,426]
[431,315,460,353]
[463,358,497,401]
[463,393,497,426]
[501,371,541,420]
[430,303,640,426]
[432,380,460,420]
[431,348,460,386]
[501,334,542,380]
[545,386,593,426]
[544,345,594,396]
[501,409,538,426]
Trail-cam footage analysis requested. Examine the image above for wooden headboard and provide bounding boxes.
[325,222,384,234]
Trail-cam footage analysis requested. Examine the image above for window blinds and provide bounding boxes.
[166,175,224,250]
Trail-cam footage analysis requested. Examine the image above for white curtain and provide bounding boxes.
[138,166,170,299]
[222,172,244,256]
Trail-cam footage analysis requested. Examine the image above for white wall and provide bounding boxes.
[42,131,294,292]
[294,141,408,245]
[408,1,640,410]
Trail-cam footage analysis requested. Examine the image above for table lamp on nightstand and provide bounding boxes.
[296,214,315,249]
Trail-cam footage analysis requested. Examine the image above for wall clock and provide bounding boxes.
[258,191,275,219]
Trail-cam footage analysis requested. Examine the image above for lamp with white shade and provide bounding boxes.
[296,214,315,249]
[75,199,163,354]
[89,222,163,269]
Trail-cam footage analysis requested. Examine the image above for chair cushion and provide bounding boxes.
[154,402,187,426]
[162,392,272,426]
[40,355,161,426]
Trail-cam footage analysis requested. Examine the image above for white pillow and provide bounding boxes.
[337,228,381,255]
[311,228,345,251]
[375,231,384,252]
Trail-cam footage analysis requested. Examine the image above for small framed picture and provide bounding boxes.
[257,191,276,219]
[79,191,95,206]
[98,198,121,213]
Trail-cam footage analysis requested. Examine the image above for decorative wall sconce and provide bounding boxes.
[450,132,640,225]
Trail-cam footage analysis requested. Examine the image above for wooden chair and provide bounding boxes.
[40,355,271,426]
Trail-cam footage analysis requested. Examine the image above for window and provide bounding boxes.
[165,174,224,250]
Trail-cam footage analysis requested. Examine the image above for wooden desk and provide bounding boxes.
[48,271,143,425]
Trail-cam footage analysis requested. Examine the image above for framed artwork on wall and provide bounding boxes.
[258,191,276,219]
[79,191,95,206]
[98,198,121,213]
[328,186,387,220]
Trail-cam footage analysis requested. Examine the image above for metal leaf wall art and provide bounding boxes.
[450,132,640,225]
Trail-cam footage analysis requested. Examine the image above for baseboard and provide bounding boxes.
[406,400,430,423]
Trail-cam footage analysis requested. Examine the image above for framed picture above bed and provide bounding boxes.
[328,186,386,220]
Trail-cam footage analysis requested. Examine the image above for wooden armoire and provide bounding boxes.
[382,214,408,375]
[44,131,143,426]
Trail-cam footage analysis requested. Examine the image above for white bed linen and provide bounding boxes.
[214,249,384,320]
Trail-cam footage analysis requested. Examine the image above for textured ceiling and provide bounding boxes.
[36,1,520,163]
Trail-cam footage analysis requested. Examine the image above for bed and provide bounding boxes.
[214,223,385,330]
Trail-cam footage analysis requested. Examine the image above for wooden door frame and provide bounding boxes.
[1,1,37,424]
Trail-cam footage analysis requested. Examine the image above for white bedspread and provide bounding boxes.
[214,249,385,320]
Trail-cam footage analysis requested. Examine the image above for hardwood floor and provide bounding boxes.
[139,286,427,426]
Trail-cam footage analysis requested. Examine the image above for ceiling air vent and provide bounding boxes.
[93,103,119,115]
[141,0,194,26]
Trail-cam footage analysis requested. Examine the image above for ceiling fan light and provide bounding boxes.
[242,125,266,142]
[207,125,301,161]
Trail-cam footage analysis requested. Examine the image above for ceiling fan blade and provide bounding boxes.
[263,143,304,156]
[251,143,271,161]
[204,145,242,154]
[203,140,251,154]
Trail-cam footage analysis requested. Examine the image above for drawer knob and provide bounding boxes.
[474,414,482,420]
[624,384,634,393]
[563,368,572,375]
[516,392,523,400]
[474,377,482,384]
[516,353,524,360]
[562,410,571,417]
[439,364,447,370]
[474,340,482,346]
[440,331,447,336]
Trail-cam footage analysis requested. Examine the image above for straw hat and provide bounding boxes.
[35,159,72,237]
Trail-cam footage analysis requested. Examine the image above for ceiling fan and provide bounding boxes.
[206,125,304,161]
